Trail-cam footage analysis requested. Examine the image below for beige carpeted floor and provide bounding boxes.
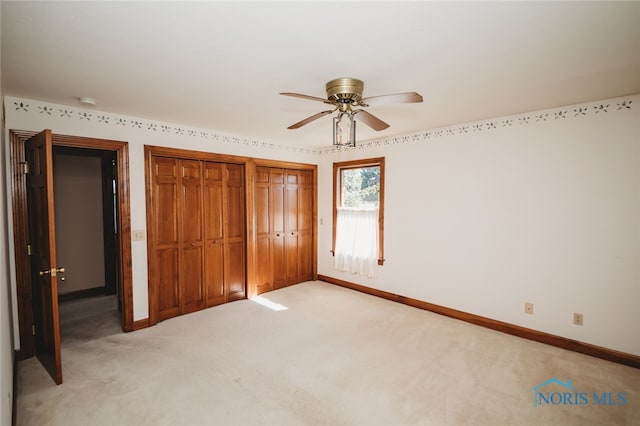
[16,281,640,425]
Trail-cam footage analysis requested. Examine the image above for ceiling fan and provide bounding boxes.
[280,77,423,135]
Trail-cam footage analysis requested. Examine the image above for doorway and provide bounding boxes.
[53,147,119,304]
[9,130,134,370]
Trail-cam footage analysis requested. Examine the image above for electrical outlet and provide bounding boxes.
[133,230,145,241]
[573,312,584,326]
[525,302,534,315]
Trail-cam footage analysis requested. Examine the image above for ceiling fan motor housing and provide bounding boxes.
[326,78,364,108]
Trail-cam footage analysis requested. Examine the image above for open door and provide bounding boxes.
[25,129,63,384]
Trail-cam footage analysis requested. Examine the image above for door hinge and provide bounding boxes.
[20,161,29,174]
[32,324,35,335]
[27,244,32,256]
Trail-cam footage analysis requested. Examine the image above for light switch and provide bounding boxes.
[133,230,145,241]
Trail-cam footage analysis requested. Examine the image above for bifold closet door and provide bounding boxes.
[204,162,225,306]
[204,162,245,307]
[297,170,314,283]
[254,167,286,292]
[284,170,313,285]
[285,171,300,285]
[271,169,287,289]
[180,160,205,314]
[224,164,246,301]
[255,167,273,294]
[152,157,205,320]
[254,166,313,294]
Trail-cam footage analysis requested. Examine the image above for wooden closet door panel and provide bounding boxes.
[285,234,299,285]
[157,248,179,320]
[204,163,225,306]
[299,171,313,234]
[205,245,225,306]
[298,232,313,281]
[179,160,204,312]
[226,241,245,301]
[255,237,271,295]
[255,169,272,294]
[298,171,314,281]
[286,171,300,233]
[272,234,286,289]
[270,169,286,289]
[226,164,244,240]
[285,171,300,285]
[153,157,181,320]
[255,169,270,238]
[204,164,224,240]
[181,247,204,313]
[225,164,245,300]
[154,158,179,246]
[181,160,203,242]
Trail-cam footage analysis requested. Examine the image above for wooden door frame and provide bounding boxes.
[10,130,134,359]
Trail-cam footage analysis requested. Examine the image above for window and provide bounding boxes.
[332,158,385,277]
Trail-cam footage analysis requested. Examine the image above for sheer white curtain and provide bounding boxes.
[334,207,379,277]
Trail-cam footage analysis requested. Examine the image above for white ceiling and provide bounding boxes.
[3,1,640,149]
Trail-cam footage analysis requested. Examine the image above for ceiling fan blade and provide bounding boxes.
[355,110,390,131]
[287,110,334,129]
[280,92,333,104]
[361,92,423,106]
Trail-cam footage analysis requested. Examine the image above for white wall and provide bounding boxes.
[4,96,315,323]
[318,94,640,356]
[53,154,105,294]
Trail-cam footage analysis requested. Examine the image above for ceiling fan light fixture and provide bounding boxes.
[333,111,356,148]
[281,77,422,146]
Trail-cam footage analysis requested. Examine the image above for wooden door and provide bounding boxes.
[25,129,63,384]
[255,167,273,295]
[285,171,300,284]
[270,169,287,289]
[225,164,246,301]
[204,162,246,304]
[180,160,205,314]
[298,170,314,282]
[152,158,206,318]
[152,157,181,320]
[204,162,225,306]
[254,166,314,293]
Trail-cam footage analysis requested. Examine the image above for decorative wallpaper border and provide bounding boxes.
[316,98,634,155]
[9,98,318,156]
[8,96,634,157]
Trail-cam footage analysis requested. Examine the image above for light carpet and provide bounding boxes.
[16,281,640,425]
